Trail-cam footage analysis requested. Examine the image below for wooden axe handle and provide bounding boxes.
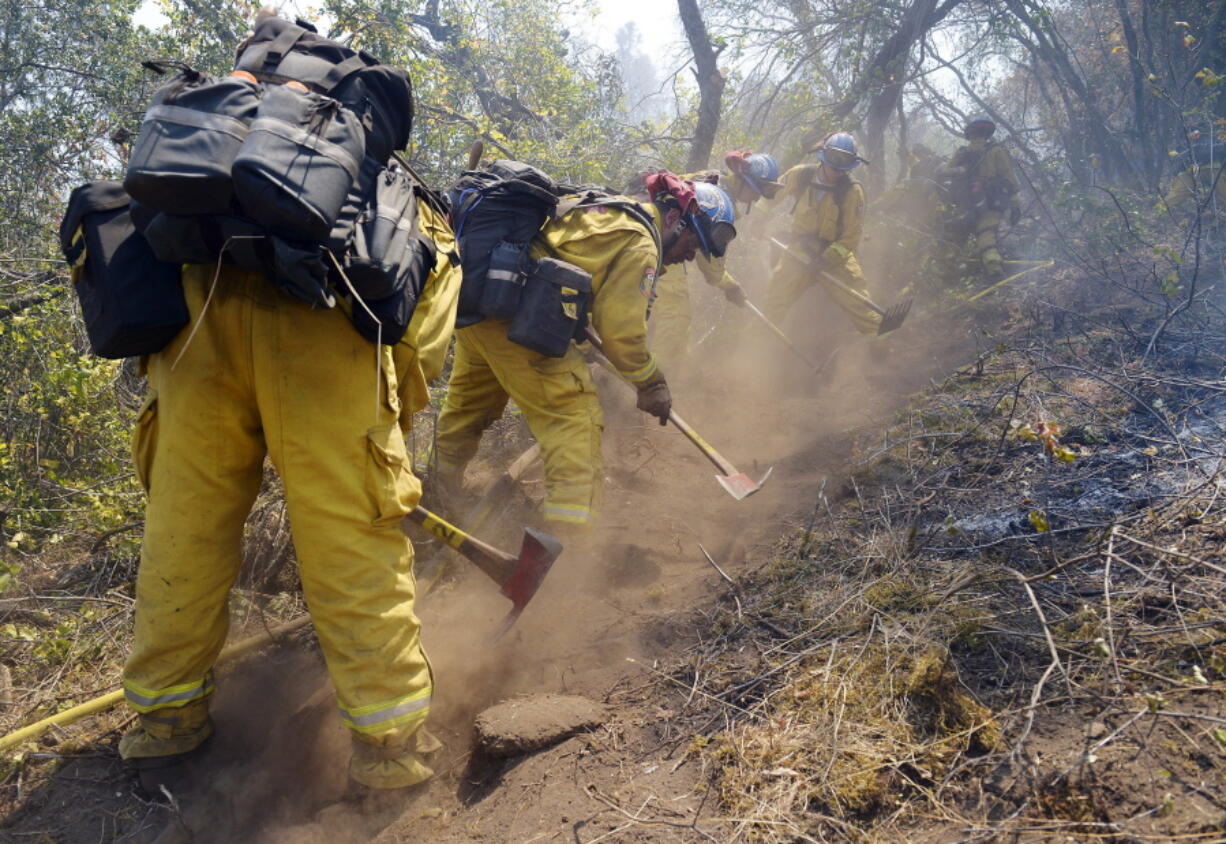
[582,327,739,477]
[405,507,515,585]
[666,409,738,476]
[467,140,484,170]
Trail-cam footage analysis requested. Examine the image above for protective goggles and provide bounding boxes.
[743,172,782,199]
[690,214,737,258]
[821,144,859,170]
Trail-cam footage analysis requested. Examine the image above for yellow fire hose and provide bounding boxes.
[965,259,1055,303]
[0,614,311,754]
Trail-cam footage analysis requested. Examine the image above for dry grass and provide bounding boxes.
[658,281,1226,841]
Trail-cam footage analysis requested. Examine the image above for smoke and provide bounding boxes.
[149,200,982,843]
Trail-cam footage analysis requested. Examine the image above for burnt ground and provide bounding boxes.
[1,261,1224,842]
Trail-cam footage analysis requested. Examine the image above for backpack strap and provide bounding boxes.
[568,195,662,271]
[320,54,370,91]
[256,23,308,71]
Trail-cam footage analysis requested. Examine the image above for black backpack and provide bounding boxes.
[449,160,561,327]
[113,17,433,344]
[60,181,189,358]
[336,162,439,345]
[448,160,660,353]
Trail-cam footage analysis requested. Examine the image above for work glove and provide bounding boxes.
[1009,205,1022,225]
[721,280,748,307]
[635,378,672,426]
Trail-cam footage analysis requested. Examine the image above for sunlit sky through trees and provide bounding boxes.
[132,0,684,56]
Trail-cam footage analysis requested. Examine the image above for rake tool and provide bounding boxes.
[769,237,913,335]
[404,506,561,640]
[584,328,772,501]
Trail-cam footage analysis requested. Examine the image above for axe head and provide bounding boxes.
[715,466,774,500]
[492,527,562,641]
[877,297,913,335]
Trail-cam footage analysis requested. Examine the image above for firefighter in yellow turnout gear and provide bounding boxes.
[120,199,460,793]
[649,251,745,374]
[763,132,881,335]
[936,115,1020,279]
[649,159,777,373]
[434,173,736,529]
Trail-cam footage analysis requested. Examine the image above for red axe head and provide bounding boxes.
[492,528,563,641]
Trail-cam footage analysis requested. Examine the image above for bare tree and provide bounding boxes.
[678,0,726,172]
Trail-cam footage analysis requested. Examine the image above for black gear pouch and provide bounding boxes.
[506,257,591,358]
[328,163,435,302]
[478,240,528,318]
[60,181,188,358]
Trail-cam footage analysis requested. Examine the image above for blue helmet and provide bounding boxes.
[964,115,996,139]
[742,153,781,196]
[819,132,861,171]
[689,181,737,258]
[746,153,780,183]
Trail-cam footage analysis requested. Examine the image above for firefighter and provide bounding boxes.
[647,173,746,374]
[935,115,1020,279]
[433,174,736,531]
[873,144,946,294]
[119,199,460,799]
[724,150,784,211]
[762,131,881,335]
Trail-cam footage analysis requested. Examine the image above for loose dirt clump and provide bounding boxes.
[474,693,606,757]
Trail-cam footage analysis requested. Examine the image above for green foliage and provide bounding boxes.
[0,0,160,250]
[0,297,143,553]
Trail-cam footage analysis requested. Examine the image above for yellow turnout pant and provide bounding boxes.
[763,249,881,335]
[434,319,603,526]
[648,268,692,374]
[124,266,433,788]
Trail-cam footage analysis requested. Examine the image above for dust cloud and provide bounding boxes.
[150,217,974,843]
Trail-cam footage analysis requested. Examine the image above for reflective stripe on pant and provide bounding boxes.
[125,266,433,752]
[648,268,692,374]
[763,249,881,335]
[434,319,603,526]
[972,211,1003,273]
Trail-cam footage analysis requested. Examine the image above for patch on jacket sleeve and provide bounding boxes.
[640,267,657,299]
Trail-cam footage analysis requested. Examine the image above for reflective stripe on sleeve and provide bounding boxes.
[338,687,432,733]
[124,674,215,712]
[619,356,658,385]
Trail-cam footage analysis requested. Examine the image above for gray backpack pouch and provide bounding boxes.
[124,70,260,215]
[232,83,365,243]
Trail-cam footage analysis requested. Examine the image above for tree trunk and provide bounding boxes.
[832,0,954,194]
[678,0,725,173]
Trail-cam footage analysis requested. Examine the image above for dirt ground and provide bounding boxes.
[3,264,1222,842]
[0,275,962,842]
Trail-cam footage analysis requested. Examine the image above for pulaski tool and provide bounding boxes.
[769,237,913,335]
[404,506,561,640]
[584,328,772,501]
